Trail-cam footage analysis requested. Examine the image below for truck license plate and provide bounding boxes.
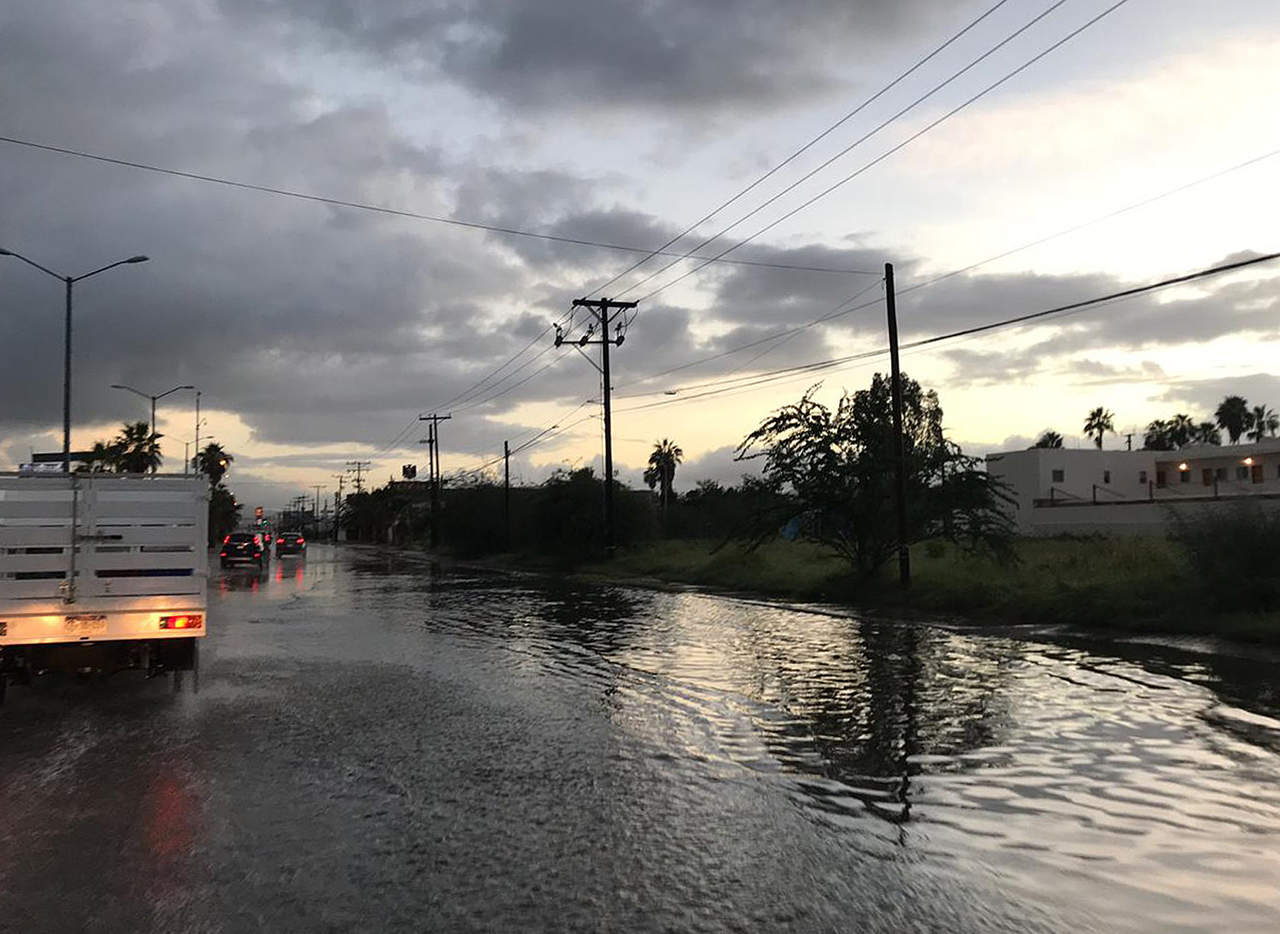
[65,614,108,636]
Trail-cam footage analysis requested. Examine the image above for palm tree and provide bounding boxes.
[112,421,163,473]
[1191,422,1221,446]
[1215,395,1252,444]
[1167,413,1195,448]
[1143,419,1172,451]
[1032,430,1063,449]
[643,438,684,512]
[1082,407,1114,450]
[194,442,233,487]
[1247,405,1279,442]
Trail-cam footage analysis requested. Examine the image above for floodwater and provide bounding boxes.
[1,545,1278,932]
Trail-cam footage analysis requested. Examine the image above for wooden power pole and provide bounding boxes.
[557,297,636,553]
[419,413,451,548]
[884,263,910,589]
[503,440,511,551]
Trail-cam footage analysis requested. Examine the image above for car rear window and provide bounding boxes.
[228,533,256,542]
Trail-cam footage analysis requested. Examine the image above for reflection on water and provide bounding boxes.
[406,572,1280,932]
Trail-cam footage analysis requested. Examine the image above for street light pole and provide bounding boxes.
[109,383,195,473]
[0,248,149,472]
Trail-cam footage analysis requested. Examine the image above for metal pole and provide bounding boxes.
[150,395,157,474]
[194,391,200,472]
[884,263,910,589]
[600,302,615,552]
[504,440,511,551]
[63,277,73,473]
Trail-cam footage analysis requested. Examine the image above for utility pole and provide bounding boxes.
[194,391,200,470]
[558,297,636,553]
[345,460,370,494]
[331,472,346,542]
[418,413,451,549]
[884,263,910,589]
[503,440,511,551]
[312,485,324,533]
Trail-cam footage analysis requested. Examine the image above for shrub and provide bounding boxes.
[1169,503,1280,611]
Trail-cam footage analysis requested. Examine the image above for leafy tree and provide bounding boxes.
[735,375,1014,577]
[1082,407,1114,450]
[1215,395,1252,444]
[111,421,162,473]
[1032,430,1063,449]
[643,438,684,512]
[1167,413,1195,448]
[1142,419,1173,451]
[194,442,233,487]
[208,484,241,545]
[1247,405,1279,442]
[78,439,119,473]
[1191,422,1221,446]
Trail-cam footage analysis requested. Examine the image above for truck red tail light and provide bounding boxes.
[160,614,203,630]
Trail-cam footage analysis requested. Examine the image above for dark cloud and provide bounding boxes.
[1157,373,1280,413]
[223,0,963,113]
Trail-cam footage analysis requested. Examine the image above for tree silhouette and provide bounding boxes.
[1191,422,1221,446]
[1082,407,1115,450]
[643,438,684,512]
[1143,419,1172,450]
[1247,405,1278,442]
[111,421,162,473]
[1215,395,1252,444]
[194,442,233,487]
[1032,430,1063,449]
[1167,413,1195,448]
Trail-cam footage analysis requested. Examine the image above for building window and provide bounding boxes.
[1215,467,1227,481]
[1237,466,1249,481]
[1103,470,1111,484]
[1157,470,1167,488]
[1202,468,1213,486]
[1051,469,1064,483]
[1181,469,1191,484]
[1139,470,1148,484]
[1252,464,1264,484]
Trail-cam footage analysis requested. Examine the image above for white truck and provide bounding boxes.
[0,472,208,702]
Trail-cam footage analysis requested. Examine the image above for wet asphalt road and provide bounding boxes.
[1,544,1279,933]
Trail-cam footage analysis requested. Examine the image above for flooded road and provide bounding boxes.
[2,545,1278,932]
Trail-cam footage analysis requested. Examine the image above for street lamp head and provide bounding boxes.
[126,255,149,264]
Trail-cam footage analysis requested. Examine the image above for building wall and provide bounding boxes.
[986,440,1280,535]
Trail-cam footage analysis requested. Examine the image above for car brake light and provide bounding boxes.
[160,614,203,630]
[222,535,231,544]
[219,551,227,557]
[296,538,304,544]
[277,537,284,543]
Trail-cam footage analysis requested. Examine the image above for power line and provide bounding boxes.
[617,143,1280,396]
[583,0,1016,299]
[611,249,1280,413]
[633,0,1134,306]
[0,133,881,277]
[609,0,1074,304]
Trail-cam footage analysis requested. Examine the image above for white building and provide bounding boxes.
[986,439,1280,535]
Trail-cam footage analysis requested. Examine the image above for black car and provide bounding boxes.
[275,531,307,558]
[220,532,269,568]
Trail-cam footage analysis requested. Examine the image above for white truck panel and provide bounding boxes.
[0,473,208,647]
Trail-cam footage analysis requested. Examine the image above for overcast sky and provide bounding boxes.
[2,0,1278,507]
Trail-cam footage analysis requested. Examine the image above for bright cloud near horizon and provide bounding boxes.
[2,0,1278,508]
